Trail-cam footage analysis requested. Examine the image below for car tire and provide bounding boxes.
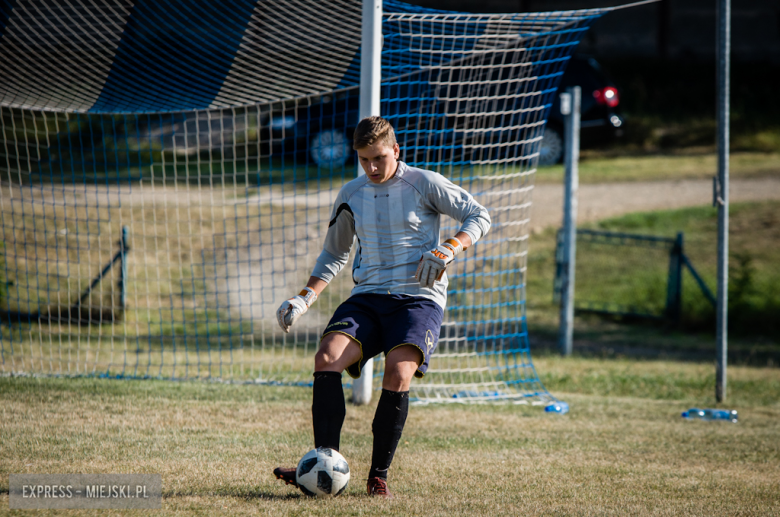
[538,126,564,166]
[310,129,350,168]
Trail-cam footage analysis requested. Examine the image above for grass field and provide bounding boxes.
[526,200,780,362]
[1,359,779,516]
[2,152,778,514]
[535,151,779,184]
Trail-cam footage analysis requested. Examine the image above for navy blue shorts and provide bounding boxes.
[322,293,444,379]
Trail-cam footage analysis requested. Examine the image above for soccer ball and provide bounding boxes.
[296,447,350,497]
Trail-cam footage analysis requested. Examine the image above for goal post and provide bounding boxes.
[0,0,637,405]
[352,0,383,406]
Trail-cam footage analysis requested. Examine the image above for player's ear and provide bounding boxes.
[393,143,400,159]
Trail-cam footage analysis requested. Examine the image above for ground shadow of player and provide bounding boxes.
[167,488,302,501]
[205,488,364,501]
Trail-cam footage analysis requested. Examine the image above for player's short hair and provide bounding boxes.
[353,116,397,150]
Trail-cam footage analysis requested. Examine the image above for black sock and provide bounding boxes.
[369,389,409,480]
[312,371,346,451]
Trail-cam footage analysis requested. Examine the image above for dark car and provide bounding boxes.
[539,55,624,165]
[265,54,623,169]
[265,89,359,168]
[42,55,622,178]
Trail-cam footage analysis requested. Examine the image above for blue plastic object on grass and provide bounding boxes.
[545,401,569,414]
[681,408,738,423]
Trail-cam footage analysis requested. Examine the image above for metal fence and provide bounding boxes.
[553,229,715,322]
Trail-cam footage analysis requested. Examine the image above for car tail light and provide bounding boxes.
[593,86,619,108]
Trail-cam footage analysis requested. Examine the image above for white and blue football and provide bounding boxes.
[296,447,350,497]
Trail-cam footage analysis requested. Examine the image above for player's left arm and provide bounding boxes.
[415,174,491,288]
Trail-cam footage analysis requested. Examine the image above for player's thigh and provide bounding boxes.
[319,294,383,376]
[382,297,443,380]
[315,332,362,372]
[383,345,424,391]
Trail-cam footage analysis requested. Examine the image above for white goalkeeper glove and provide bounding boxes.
[415,237,464,288]
[276,287,318,333]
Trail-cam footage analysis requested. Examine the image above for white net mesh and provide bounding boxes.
[0,0,609,404]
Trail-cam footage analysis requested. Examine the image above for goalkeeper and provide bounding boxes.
[273,116,491,498]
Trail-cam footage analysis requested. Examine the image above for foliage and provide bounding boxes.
[585,203,780,340]
[598,58,780,153]
[682,250,780,339]
[0,240,5,307]
[527,201,780,345]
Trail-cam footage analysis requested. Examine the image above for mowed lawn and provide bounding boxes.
[534,151,779,184]
[2,357,779,516]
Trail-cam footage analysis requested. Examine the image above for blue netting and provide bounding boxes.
[0,0,609,403]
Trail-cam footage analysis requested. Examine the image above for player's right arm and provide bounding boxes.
[275,276,328,333]
[276,193,356,333]
[413,169,491,288]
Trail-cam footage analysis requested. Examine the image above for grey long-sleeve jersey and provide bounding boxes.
[311,161,491,309]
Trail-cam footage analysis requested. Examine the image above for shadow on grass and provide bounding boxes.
[164,486,368,501]
[529,323,780,367]
[164,490,302,501]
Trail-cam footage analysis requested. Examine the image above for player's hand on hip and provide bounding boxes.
[415,237,464,288]
[276,287,317,333]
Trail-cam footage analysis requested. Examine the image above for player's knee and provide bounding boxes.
[315,334,360,372]
[314,346,340,371]
[383,365,416,392]
[385,364,415,383]
[383,346,422,390]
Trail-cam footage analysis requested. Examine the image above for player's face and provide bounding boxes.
[357,141,400,184]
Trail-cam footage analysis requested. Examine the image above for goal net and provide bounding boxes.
[0,0,607,404]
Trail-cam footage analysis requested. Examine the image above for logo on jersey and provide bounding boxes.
[326,321,349,329]
[425,329,435,354]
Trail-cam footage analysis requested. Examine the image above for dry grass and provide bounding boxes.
[1,358,779,516]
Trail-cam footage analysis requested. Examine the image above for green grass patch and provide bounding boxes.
[535,151,779,184]
[591,202,780,338]
[534,355,780,407]
[527,201,780,351]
